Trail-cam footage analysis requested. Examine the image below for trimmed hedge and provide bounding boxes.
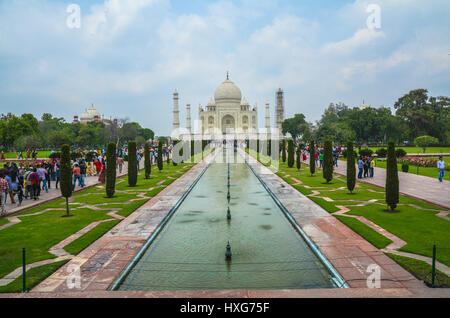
[60,144,73,217]
[323,140,334,183]
[128,141,137,187]
[287,139,294,168]
[144,142,151,179]
[309,140,315,176]
[106,142,117,198]
[386,141,399,211]
[346,141,356,193]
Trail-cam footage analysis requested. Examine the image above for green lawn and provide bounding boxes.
[334,215,393,249]
[1,151,52,159]
[0,158,197,293]
[248,149,450,283]
[386,253,450,288]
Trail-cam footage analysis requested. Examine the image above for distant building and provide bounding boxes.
[359,100,370,110]
[73,104,117,125]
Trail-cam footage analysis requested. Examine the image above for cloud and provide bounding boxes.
[322,28,385,55]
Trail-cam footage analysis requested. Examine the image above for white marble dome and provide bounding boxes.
[214,79,242,102]
[81,105,101,120]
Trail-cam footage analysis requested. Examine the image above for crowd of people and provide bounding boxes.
[0,141,174,216]
[292,143,342,169]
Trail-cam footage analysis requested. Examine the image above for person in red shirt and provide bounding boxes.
[0,171,10,216]
[28,168,40,200]
[94,160,102,176]
[73,163,82,190]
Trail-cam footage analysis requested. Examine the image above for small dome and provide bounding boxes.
[241,97,249,106]
[207,98,216,106]
[214,79,242,102]
[81,105,101,120]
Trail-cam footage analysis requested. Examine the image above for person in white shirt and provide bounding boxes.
[437,156,446,182]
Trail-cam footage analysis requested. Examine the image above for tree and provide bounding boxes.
[414,135,439,153]
[135,136,146,148]
[394,89,449,142]
[106,142,117,198]
[346,141,356,194]
[60,144,73,217]
[144,142,151,179]
[157,142,163,172]
[386,141,399,211]
[14,135,41,151]
[287,139,294,168]
[309,140,316,176]
[282,114,310,141]
[323,140,333,184]
[296,146,301,171]
[281,139,286,163]
[128,141,137,187]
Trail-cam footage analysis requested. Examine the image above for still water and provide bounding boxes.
[118,149,336,290]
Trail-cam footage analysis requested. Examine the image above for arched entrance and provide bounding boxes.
[221,115,235,134]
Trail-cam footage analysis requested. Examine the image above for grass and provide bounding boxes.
[335,215,393,249]
[248,148,450,282]
[64,220,121,255]
[0,157,198,293]
[0,260,69,293]
[386,253,450,288]
[1,151,52,159]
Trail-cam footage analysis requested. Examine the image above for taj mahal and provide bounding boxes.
[172,74,285,139]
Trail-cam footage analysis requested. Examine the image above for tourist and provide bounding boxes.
[98,162,106,184]
[37,165,48,193]
[73,163,82,190]
[357,157,364,179]
[0,151,4,161]
[363,157,369,178]
[55,163,60,189]
[79,159,86,187]
[369,157,374,178]
[3,170,16,204]
[0,171,9,216]
[28,168,40,200]
[319,151,324,168]
[117,156,124,174]
[437,156,446,183]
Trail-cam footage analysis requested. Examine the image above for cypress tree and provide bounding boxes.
[268,140,272,157]
[309,140,316,176]
[323,140,333,184]
[60,144,73,217]
[157,142,163,172]
[167,144,170,164]
[106,142,117,198]
[287,139,294,168]
[296,146,301,171]
[346,141,356,194]
[128,141,137,187]
[191,140,195,159]
[281,139,286,163]
[386,141,399,211]
[144,142,151,179]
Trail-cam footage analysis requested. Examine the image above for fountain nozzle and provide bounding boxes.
[227,191,231,201]
[225,241,232,260]
[227,207,231,220]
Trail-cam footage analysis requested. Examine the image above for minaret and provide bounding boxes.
[173,90,180,132]
[265,102,271,132]
[186,103,191,134]
[276,88,284,131]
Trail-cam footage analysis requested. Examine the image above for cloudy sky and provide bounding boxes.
[0,0,449,136]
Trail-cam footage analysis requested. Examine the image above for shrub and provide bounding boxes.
[268,140,272,157]
[414,135,439,153]
[401,163,409,173]
[144,142,151,179]
[359,148,374,157]
[386,141,399,211]
[287,139,294,168]
[396,148,407,158]
[376,148,387,158]
[323,140,333,184]
[281,139,286,163]
[128,141,137,187]
[60,144,73,217]
[191,140,195,158]
[346,141,356,193]
[296,146,301,171]
[157,142,163,172]
[309,140,315,176]
[106,142,117,198]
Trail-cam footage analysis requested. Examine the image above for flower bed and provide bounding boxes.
[398,157,437,168]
